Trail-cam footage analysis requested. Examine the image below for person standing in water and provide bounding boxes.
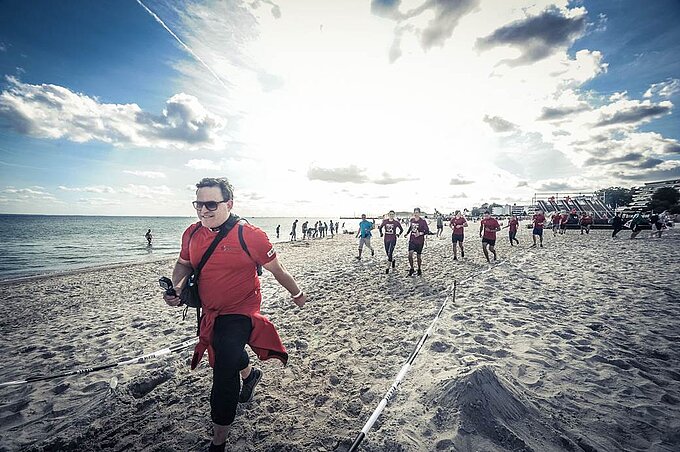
[145,229,153,246]
[275,224,280,239]
[378,210,403,274]
[448,210,468,260]
[290,219,298,241]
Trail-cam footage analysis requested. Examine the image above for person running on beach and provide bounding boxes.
[162,177,307,452]
[531,210,545,248]
[629,211,644,239]
[610,212,624,238]
[649,212,663,238]
[559,211,569,234]
[404,207,430,276]
[551,212,560,236]
[479,211,501,263]
[657,211,669,238]
[580,212,593,234]
[290,219,298,241]
[378,210,404,274]
[449,210,468,260]
[145,229,153,246]
[356,214,375,260]
[436,214,444,238]
[275,224,280,239]
[505,215,520,246]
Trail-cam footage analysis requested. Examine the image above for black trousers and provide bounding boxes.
[612,227,623,237]
[210,314,252,425]
[384,239,396,261]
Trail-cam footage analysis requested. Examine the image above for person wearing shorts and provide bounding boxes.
[479,211,501,263]
[356,214,375,259]
[551,213,560,236]
[404,208,429,276]
[559,212,569,234]
[449,210,468,260]
[506,215,520,246]
[580,212,593,234]
[532,210,545,248]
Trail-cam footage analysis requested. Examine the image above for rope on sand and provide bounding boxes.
[348,260,507,451]
[0,337,198,387]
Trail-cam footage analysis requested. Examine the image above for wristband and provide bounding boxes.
[292,290,303,299]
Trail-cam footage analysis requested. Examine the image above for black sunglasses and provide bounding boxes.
[192,200,228,211]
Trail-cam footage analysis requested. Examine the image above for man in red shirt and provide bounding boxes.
[532,210,546,248]
[162,178,308,452]
[580,212,593,234]
[404,207,430,276]
[550,212,560,236]
[559,211,569,234]
[479,211,501,263]
[505,215,520,246]
[449,210,468,260]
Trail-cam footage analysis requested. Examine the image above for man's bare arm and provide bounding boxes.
[263,257,307,307]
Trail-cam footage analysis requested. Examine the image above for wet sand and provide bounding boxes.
[1,224,679,451]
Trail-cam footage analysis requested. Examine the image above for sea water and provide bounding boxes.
[0,215,345,280]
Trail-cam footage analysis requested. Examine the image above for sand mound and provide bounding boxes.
[428,366,585,452]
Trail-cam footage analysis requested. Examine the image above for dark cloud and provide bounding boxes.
[475,7,586,66]
[664,142,680,154]
[583,152,645,166]
[594,103,671,127]
[516,181,529,187]
[371,0,402,19]
[538,104,590,121]
[307,165,369,183]
[450,176,474,185]
[535,181,581,191]
[611,166,680,181]
[449,192,468,198]
[483,115,517,133]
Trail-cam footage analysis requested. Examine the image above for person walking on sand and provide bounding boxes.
[356,214,375,260]
[610,212,624,238]
[378,210,403,274]
[531,210,546,248]
[162,177,308,452]
[329,220,335,237]
[657,210,669,238]
[275,224,280,239]
[649,211,663,238]
[479,211,501,263]
[290,219,298,241]
[436,214,444,238]
[629,211,644,239]
[145,229,153,246]
[551,212,560,236]
[580,212,593,234]
[404,207,430,276]
[504,215,520,246]
[559,211,569,234]
[449,210,468,260]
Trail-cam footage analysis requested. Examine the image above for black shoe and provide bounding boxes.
[385,268,389,274]
[461,250,465,258]
[408,268,414,277]
[453,256,457,260]
[371,250,375,256]
[239,368,262,403]
[209,442,226,452]
[392,259,396,268]
[417,269,422,276]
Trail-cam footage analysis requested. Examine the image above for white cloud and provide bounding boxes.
[58,185,116,193]
[120,184,173,199]
[643,78,680,98]
[0,77,225,149]
[76,197,122,206]
[123,170,166,179]
[186,159,221,170]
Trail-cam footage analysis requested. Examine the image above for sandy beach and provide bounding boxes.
[1,224,679,452]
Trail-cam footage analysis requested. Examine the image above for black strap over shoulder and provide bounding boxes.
[237,220,263,276]
[193,214,240,282]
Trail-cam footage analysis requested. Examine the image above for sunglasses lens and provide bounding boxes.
[204,201,218,211]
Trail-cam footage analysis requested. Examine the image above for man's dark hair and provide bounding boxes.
[196,177,234,201]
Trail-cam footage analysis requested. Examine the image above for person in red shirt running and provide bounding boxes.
[404,207,430,276]
[503,215,520,246]
[378,210,404,274]
[479,211,501,263]
[449,210,468,260]
[579,212,593,234]
[550,212,560,236]
[531,210,546,248]
[559,211,569,234]
[163,178,308,452]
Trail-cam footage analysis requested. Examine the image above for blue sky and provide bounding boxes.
[1,0,679,216]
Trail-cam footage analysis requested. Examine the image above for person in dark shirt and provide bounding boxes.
[404,208,430,276]
[378,210,404,274]
[479,211,501,263]
[610,212,624,238]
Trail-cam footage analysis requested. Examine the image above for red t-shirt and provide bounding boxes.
[509,218,519,232]
[450,217,467,236]
[533,214,545,229]
[180,220,284,368]
[581,215,593,225]
[480,217,500,240]
[560,214,569,224]
[407,218,429,244]
[379,219,403,241]
[551,214,560,225]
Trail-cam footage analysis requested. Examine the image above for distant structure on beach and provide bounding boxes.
[624,179,680,214]
[532,192,613,220]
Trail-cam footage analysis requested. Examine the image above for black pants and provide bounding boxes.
[612,227,623,237]
[210,314,252,425]
[384,239,396,261]
[509,231,518,244]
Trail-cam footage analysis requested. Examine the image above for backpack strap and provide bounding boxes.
[238,220,263,276]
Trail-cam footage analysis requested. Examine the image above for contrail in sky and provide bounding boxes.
[135,0,229,90]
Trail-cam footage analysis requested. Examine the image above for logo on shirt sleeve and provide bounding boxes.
[266,247,276,258]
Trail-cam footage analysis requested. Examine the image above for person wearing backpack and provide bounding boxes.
[162,177,308,452]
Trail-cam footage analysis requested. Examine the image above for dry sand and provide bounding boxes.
[1,224,679,451]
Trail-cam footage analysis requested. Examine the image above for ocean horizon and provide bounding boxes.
[0,214,350,281]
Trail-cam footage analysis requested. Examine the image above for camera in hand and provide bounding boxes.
[158,277,176,296]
